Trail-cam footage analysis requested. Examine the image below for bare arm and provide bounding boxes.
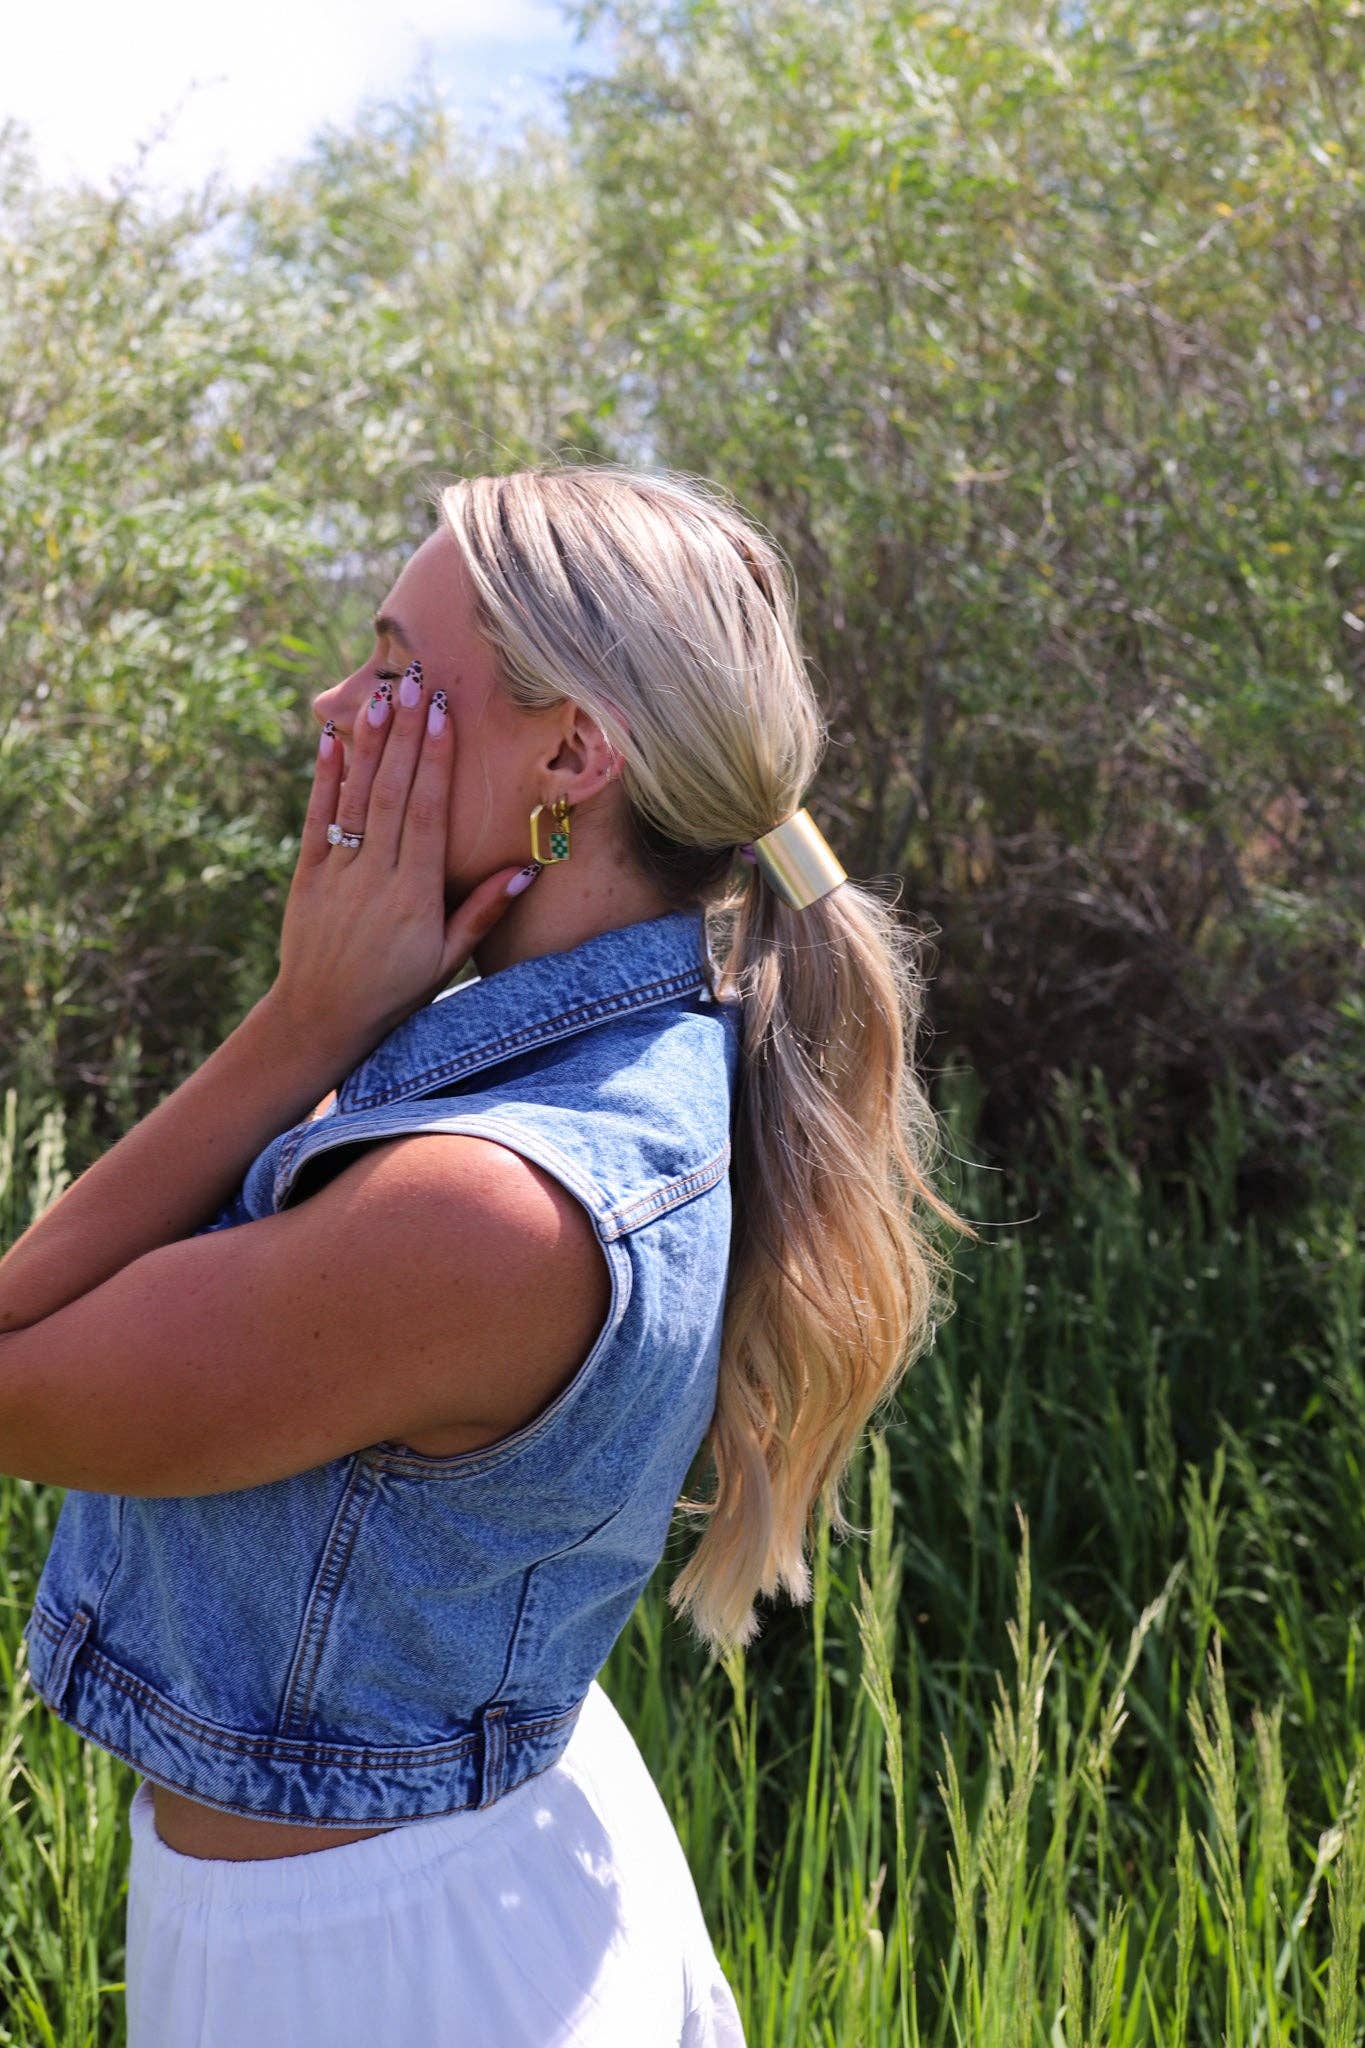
[0,623,530,1338]
[0,993,358,1335]
[0,608,542,1463]
[0,1131,612,1496]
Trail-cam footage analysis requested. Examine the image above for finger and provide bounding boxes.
[437,861,544,985]
[397,685,456,884]
[332,678,396,851]
[299,719,344,868]
[363,658,427,864]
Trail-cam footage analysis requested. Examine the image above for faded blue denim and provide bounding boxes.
[23,908,740,1827]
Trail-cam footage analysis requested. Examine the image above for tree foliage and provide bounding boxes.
[1,0,1360,1188]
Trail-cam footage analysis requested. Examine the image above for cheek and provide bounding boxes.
[446,751,488,840]
[447,744,521,852]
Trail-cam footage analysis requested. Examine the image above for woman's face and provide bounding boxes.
[311,526,576,894]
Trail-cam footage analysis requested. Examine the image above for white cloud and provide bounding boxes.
[3,0,607,196]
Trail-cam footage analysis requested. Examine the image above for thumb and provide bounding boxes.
[438,861,544,980]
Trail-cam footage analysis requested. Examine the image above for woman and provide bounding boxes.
[1,462,973,2044]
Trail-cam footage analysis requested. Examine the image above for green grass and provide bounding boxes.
[1,1066,1362,2044]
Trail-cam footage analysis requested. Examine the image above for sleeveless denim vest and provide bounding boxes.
[22,908,740,1827]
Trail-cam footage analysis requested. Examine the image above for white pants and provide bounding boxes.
[125,1679,746,2047]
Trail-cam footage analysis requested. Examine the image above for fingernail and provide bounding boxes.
[505,862,543,897]
[367,682,392,727]
[427,689,447,738]
[399,660,423,708]
[319,719,336,760]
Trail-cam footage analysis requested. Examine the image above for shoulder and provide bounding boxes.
[0,1131,611,1497]
[325,1130,606,1284]
[296,1132,612,1389]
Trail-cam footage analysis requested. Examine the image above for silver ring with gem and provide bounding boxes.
[327,823,364,848]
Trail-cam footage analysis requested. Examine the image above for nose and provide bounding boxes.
[311,676,359,733]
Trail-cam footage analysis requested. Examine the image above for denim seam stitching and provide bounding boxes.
[339,968,706,1115]
[277,1460,377,1739]
[478,1702,508,1809]
[27,1602,581,1762]
[602,1141,732,1233]
[21,1710,578,1827]
[277,1089,627,1228]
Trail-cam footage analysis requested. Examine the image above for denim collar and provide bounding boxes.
[336,906,717,1113]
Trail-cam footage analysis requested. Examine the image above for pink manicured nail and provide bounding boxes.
[319,720,336,760]
[399,660,423,708]
[368,683,392,727]
[505,863,543,897]
[427,689,447,738]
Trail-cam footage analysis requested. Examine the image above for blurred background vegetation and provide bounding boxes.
[2,0,1359,1197]
[1,0,1363,2039]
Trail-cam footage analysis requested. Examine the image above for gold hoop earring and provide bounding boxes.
[529,796,572,864]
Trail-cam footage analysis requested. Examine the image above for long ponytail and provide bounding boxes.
[437,458,978,1657]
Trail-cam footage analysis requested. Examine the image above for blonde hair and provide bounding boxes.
[435,461,977,1658]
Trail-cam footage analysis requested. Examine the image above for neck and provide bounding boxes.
[466,862,682,978]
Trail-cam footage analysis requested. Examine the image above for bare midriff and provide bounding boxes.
[151,1416,507,1860]
[151,1787,401,1859]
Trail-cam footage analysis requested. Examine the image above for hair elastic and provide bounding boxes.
[737,807,847,910]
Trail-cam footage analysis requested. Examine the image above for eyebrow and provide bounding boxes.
[371,610,414,648]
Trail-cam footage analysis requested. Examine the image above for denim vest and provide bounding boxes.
[22,908,739,1827]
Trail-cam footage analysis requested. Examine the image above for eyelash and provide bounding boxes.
[374,669,402,682]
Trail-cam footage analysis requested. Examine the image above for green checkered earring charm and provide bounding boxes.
[529,795,573,865]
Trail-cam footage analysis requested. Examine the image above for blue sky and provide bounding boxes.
[3,0,617,197]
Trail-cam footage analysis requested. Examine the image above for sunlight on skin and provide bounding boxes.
[309,526,677,981]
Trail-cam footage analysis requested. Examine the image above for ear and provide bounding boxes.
[546,704,625,804]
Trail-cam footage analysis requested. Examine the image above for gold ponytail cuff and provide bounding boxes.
[750,807,848,910]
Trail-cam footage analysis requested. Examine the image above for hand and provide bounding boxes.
[267,660,542,1071]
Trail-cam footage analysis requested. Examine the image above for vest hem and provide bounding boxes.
[23,1600,587,1827]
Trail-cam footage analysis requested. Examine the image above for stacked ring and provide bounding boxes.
[326,823,365,849]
